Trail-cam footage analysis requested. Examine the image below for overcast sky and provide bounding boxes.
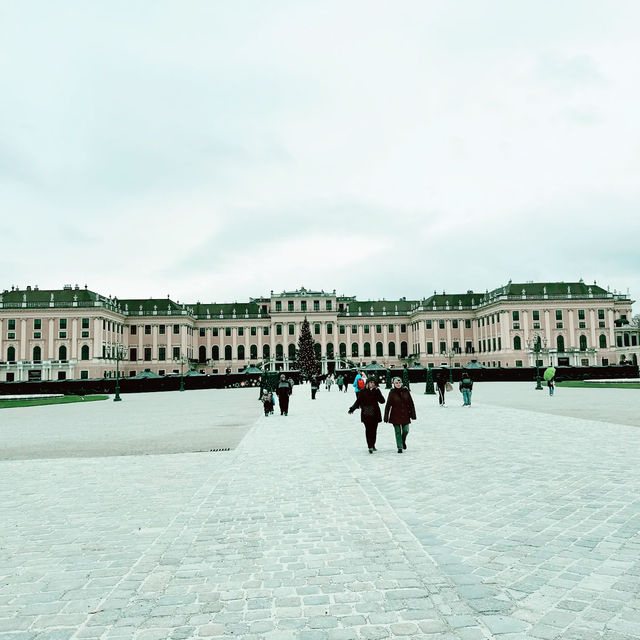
[1,1,639,307]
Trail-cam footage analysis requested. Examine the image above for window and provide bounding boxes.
[515,360,523,367]
[388,324,394,332]
[212,327,218,336]
[225,327,231,337]
[326,300,332,310]
[80,371,89,380]
[250,345,258,359]
[275,301,282,311]
[81,318,89,329]
[352,325,357,334]
[81,331,89,338]
[288,324,295,335]
[314,323,320,335]
[238,327,244,336]
[159,347,166,361]
[59,331,67,339]
[130,325,137,335]
[376,342,383,356]
[439,341,446,354]
[465,341,473,353]
[400,341,408,357]
[438,320,445,329]
[532,311,539,321]
[400,324,407,333]
[33,346,41,361]
[59,318,67,329]
[364,325,370,334]
[301,301,307,311]
[172,347,180,360]
[237,345,245,360]
[327,323,333,334]
[513,336,521,350]
[599,334,607,348]
[364,342,371,357]
[556,310,563,321]
[579,335,587,351]
[200,328,206,337]
[8,319,16,331]
[388,342,396,356]
[314,300,320,311]
[34,332,42,339]
[276,324,282,336]
[339,325,345,334]
[453,341,460,353]
[251,327,257,336]
[512,311,519,322]
[376,324,381,333]
[225,345,232,360]
[465,319,471,329]
[598,309,605,320]
[81,345,90,360]
[427,342,433,354]
[351,343,359,357]
[173,324,180,334]
[263,326,269,336]
[557,336,565,352]
[159,324,166,335]
[578,309,585,320]
[288,343,296,359]
[145,325,151,335]
[288,301,294,311]
[452,320,458,329]
[326,343,334,358]
[426,320,432,329]
[144,347,152,361]
[339,343,347,357]
[7,346,15,362]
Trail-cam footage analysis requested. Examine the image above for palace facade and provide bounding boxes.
[0,281,636,382]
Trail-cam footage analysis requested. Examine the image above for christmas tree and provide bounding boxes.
[297,317,320,380]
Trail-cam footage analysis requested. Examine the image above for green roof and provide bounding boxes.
[192,301,264,319]
[1,286,102,305]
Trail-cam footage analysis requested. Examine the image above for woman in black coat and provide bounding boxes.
[435,367,449,406]
[384,377,417,453]
[348,377,385,454]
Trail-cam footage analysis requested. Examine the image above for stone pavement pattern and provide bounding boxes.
[1,384,640,639]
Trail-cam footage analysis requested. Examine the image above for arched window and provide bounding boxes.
[59,345,67,361]
[314,343,321,358]
[263,344,270,359]
[288,344,296,360]
[556,335,565,353]
[326,343,334,358]
[579,335,587,351]
[275,344,284,359]
[7,346,15,361]
[224,345,232,360]
[81,345,90,361]
[599,334,607,349]
[237,345,245,360]
[400,341,408,358]
[363,342,371,357]
[199,345,207,362]
[33,346,42,361]
[624,333,630,347]
[513,336,521,350]
[339,343,347,358]
[351,343,359,357]
[388,342,396,357]
[376,342,383,357]
[250,344,258,359]
[212,345,219,360]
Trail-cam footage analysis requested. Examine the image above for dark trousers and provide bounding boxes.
[364,420,379,449]
[278,394,289,414]
[437,385,446,405]
[311,388,317,399]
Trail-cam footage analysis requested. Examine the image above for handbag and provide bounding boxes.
[445,381,453,392]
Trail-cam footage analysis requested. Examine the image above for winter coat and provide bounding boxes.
[384,387,416,425]
[459,377,473,391]
[276,380,291,399]
[349,387,385,424]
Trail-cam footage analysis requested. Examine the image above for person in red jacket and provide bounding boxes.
[384,377,417,453]
[348,377,385,454]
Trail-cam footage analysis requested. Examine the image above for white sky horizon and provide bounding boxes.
[2,1,639,309]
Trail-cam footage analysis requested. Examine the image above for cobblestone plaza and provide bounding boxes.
[1,384,639,639]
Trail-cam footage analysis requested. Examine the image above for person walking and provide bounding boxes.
[384,377,416,453]
[337,374,344,392]
[276,374,292,415]
[547,377,555,396]
[459,372,473,406]
[261,391,275,416]
[435,367,449,406]
[310,375,319,399]
[353,370,366,397]
[326,375,333,392]
[348,377,386,454]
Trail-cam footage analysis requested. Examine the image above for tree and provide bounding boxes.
[297,317,320,380]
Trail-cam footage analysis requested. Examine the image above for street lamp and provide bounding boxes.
[527,334,547,390]
[179,355,187,392]
[113,343,126,402]
[445,348,456,382]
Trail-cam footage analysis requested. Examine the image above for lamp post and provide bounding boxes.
[114,344,126,402]
[528,334,547,390]
[180,355,187,392]
[445,348,456,382]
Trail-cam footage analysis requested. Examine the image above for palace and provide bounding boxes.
[0,281,637,382]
